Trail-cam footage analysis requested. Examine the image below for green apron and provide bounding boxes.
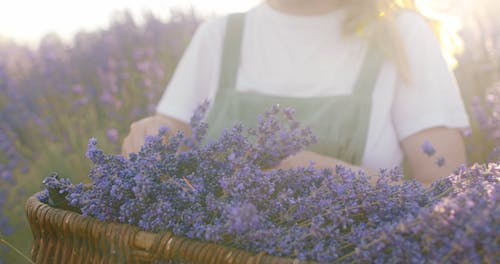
[205,13,384,165]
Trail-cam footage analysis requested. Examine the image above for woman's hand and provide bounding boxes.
[122,114,190,157]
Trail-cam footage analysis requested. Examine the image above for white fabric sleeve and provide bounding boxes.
[392,11,470,140]
[155,17,226,123]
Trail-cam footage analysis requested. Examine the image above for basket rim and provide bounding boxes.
[26,191,319,264]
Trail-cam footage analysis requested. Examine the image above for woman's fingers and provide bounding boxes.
[121,114,191,158]
[122,118,151,157]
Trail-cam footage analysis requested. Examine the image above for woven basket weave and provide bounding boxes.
[26,192,318,264]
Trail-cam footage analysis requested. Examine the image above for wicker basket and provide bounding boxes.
[26,192,317,264]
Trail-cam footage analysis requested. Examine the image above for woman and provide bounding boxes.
[122,0,469,187]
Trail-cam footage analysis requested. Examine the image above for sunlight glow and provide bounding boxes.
[416,0,467,68]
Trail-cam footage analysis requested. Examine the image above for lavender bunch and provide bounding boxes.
[53,103,315,231]
[350,163,499,263]
[40,104,500,263]
[219,166,433,261]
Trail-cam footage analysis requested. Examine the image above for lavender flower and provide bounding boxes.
[106,128,119,143]
[226,202,261,234]
[421,140,436,157]
[436,156,446,167]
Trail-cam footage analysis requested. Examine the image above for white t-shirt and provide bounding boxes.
[156,3,469,171]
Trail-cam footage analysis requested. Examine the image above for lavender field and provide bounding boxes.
[0,10,202,262]
[1,4,500,263]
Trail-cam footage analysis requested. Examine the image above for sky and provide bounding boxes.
[0,0,261,45]
[0,0,483,46]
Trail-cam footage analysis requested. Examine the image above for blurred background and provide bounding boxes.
[0,0,499,262]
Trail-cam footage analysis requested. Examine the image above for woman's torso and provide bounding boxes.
[156,3,469,171]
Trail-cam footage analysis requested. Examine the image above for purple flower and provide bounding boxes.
[226,202,261,234]
[421,140,436,157]
[436,157,446,167]
[71,84,84,94]
[85,138,104,164]
[106,128,119,143]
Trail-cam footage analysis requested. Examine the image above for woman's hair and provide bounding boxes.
[342,0,461,84]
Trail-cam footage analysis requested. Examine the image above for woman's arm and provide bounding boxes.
[122,113,191,156]
[400,126,466,187]
[276,126,466,187]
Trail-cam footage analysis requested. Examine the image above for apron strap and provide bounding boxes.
[217,13,245,95]
[351,36,385,98]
